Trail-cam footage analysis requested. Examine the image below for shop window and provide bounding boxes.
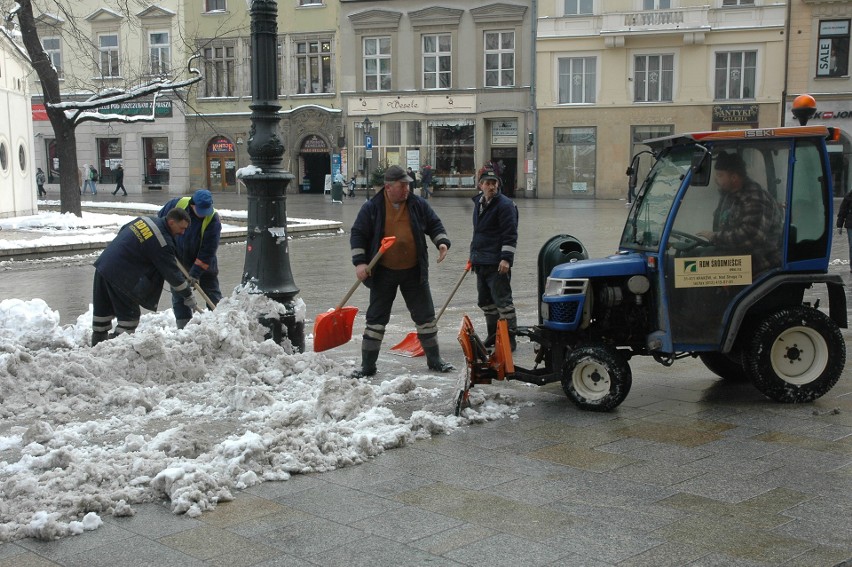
[144,137,170,185]
[97,138,122,184]
[816,20,850,78]
[554,127,596,197]
[430,122,475,187]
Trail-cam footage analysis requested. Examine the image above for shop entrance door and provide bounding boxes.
[206,136,237,192]
[491,148,517,198]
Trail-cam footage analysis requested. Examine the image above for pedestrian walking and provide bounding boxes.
[83,164,98,195]
[420,164,433,199]
[837,189,852,272]
[349,165,454,377]
[158,189,222,329]
[112,164,127,196]
[470,166,519,350]
[91,208,195,346]
[36,167,46,197]
[348,175,357,198]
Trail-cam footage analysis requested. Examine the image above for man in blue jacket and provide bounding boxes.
[470,167,519,350]
[158,189,222,328]
[91,209,195,346]
[350,165,454,377]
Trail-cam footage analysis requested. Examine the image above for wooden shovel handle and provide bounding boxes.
[175,260,216,310]
[435,260,471,322]
[335,236,396,310]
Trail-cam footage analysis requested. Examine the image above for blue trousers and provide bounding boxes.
[362,266,437,351]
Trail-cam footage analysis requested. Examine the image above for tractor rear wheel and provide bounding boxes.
[561,344,631,412]
[745,307,845,403]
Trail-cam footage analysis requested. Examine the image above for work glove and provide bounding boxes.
[186,276,199,288]
[183,294,198,311]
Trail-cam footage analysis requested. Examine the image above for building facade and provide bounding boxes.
[536,0,787,199]
[0,30,36,218]
[185,0,343,194]
[30,2,194,195]
[784,0,852,197]
[339,0,534,198]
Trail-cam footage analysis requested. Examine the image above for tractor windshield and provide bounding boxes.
[620,144,693,251]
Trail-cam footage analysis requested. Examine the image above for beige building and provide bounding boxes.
[536,0,787,199]
[185,0,343,194]
[784,0,852,197]
[29,1,193,195]
[338,1,534,198]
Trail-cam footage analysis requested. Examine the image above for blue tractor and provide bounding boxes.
[458,97,847,412]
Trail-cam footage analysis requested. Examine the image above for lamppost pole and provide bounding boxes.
[240,0,304,351]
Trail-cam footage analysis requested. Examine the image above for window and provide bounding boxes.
[484,31,514,87]
[98,34,120,78]
[817,20,850,77]
[299,0,323,5]
[18,145,25,172]
[143,137,170,185]
[0,143,6,172]
[205,0,225,12]
[558,57,596,104]
[634,54,673,102]
[149,32,170,75]
[201,41,236,97]
[564,0,593,15]
[432,123,475,179]
[643,0,671,8]
[722,0,754,5]
[423,34,451,89]
[42,37,62,78]
[295,39,333,94]
[714,51,756,100]
[554,127,596,197]
[364,37,391,91]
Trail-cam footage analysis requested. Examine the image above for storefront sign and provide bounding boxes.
[302,135,329,154]
[348,94,476,115]
[712,104,759,129]
[209,138,235,153]
[98,100,173,117]
[32,104,49,121]
[492,120,518,145]
[674,255,752,288]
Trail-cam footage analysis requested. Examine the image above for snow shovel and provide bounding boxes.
[313,236,397,353]
[175,260,215,311]
[389,259,471,357]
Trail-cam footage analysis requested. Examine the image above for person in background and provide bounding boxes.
[36,167,46,197]
[83,164,98,195]
[112,164,127,196]
[406,167,418,194]
[350,165,454,377]
[158,189,222,329]
[91,209,195,346]
[470,166,519,350]
[836,189,852,272]
[420,164,433,199]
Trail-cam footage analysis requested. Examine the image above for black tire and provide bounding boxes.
[561,344,632,412]
[745,307,845,403]
[699,352,748,382]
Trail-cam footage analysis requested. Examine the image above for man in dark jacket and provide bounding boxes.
[112,164,127,196]
[91,209,195,346]
[837,190,852,271]
[158,189,222,328]
[470,167,519,349]
[350,165,454,377]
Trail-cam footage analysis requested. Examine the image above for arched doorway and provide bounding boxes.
[206,136,237,192]
[300,135,331,193]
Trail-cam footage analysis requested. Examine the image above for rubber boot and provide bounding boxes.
[91,331,109,347]
[352,348,379,379]
[176,318,191,330]
[483,314,499,348]
[424,345,455,373]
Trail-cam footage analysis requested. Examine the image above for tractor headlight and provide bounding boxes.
[544,277,589,297]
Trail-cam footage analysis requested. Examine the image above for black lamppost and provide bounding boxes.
[361,117,372,189]
[240,0,304,352]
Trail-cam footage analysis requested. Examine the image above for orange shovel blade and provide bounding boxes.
[313,306,359,352]
[389,332,424,357]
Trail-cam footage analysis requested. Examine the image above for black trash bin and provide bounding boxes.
[537,234,588,323]
[331,182,343,202]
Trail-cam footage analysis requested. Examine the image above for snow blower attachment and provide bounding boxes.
[454,314,515,416]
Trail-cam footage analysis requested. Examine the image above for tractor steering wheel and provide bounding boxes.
[669,229,711,253]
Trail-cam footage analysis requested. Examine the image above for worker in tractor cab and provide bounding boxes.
[697,152,782,276]
[158,189,222,328]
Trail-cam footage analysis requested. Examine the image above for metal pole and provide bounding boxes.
[240,0,304,352]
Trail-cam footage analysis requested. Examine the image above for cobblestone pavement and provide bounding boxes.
[0,190,850,566]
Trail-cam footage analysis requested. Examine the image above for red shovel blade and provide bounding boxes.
[389,332,425,357]
[313,306,359,352]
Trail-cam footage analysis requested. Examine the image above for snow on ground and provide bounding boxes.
[0,291,529,543]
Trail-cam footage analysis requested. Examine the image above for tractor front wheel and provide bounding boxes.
[745,307,845,403]
[561,344,632,412]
